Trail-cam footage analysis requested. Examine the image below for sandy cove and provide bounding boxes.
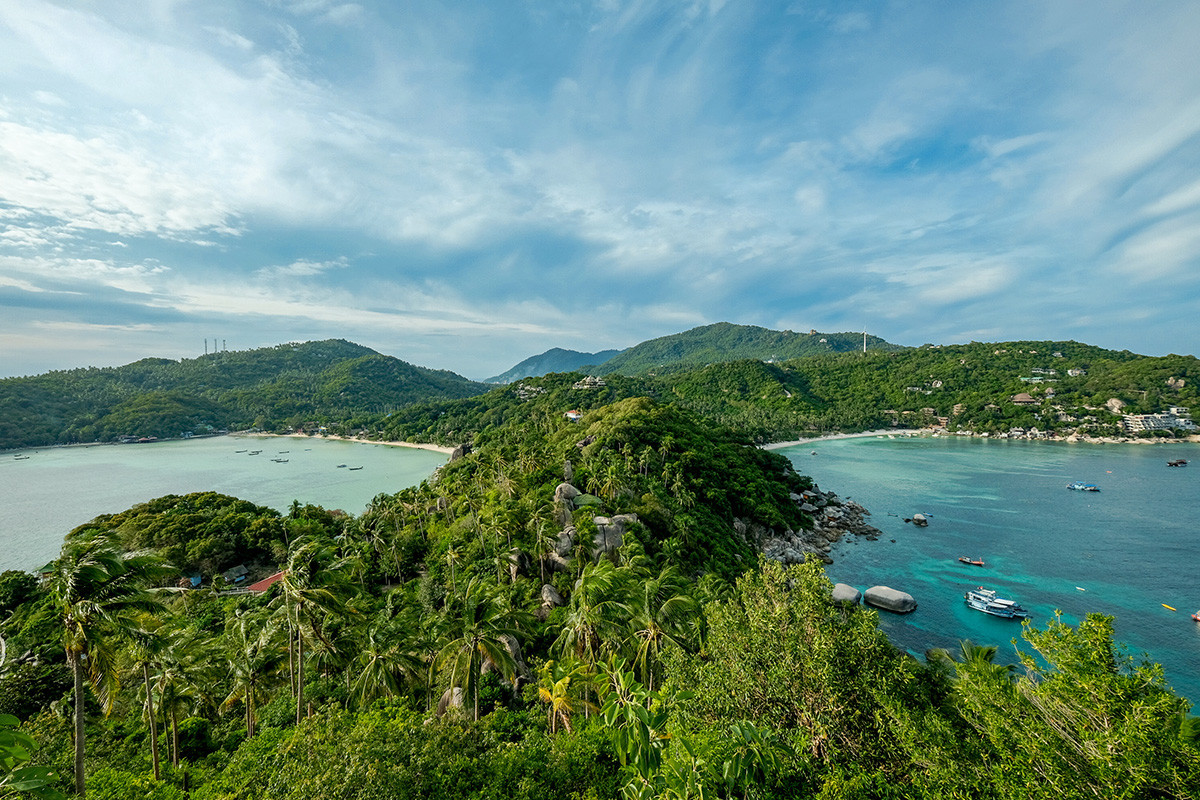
[232,431,455,455]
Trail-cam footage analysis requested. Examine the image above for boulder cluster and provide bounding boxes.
[746,488,882,566]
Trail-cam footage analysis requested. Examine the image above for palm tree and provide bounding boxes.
[46,532,169,798]
[221,609,285,738]
[155,628,221,768]
[348,610,424,707]
[625,566,699,691]
[553,562,630,715]
[122,618,167,781]
[273,537,352,724]
[537,657,595,733]
[436,579,527,721]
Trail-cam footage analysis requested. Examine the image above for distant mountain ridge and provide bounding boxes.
[484,347,625,383]
[593,322,906,375]
[0,339,488,449]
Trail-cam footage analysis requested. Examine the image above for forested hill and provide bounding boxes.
[362,339,1199,447]
[0,340,488,449]
[656,339,1198,441]
[484,347,625,384]
[593,322,905,375]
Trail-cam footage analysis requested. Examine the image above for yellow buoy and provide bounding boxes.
[1162,604,1176,611]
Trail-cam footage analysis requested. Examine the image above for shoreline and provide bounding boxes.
[764,429,1200,450]
[234,431,455,456]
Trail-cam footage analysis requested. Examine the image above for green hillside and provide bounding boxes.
[484,347,626,384]
[593,322,906,375]
[0,340,488,449]
[3,388,1196,800]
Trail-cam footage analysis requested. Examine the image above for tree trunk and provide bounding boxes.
[142,662,160,781]
[247,685,255,738]
[171,705,179,768]
[72,653,86,798]
[288,623,296,697]
[296,622,305,725]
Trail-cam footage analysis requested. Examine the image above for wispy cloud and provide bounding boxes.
[2,0,1200,378]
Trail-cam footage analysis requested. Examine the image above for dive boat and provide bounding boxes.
[1192,610,1200,622]
[1066,481,1099,492]
[1167,459,1188,467]
[964,587,1029,619]
[958,557,985,566]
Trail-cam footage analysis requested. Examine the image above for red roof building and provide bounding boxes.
[246,571,285,594]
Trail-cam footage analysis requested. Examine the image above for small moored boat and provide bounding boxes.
[1167,459,1188,467]
[958,557,985,566]
[964,587,1028,619]
[1192,610,1200,622]
[1066,481,1099,492]
[348,466,364,471]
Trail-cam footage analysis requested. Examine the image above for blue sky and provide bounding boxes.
[3,1,1200,380]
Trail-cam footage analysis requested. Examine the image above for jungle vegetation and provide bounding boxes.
[1,395,1197,799]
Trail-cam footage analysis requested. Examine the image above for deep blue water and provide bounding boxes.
[777,436,1200,706]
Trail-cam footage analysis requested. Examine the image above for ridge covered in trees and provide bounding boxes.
[1,393,1197,799]
[0,340,488,450]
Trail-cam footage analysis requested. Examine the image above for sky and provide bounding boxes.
[2,1,1200,381]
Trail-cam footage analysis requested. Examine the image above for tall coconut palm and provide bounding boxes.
[626,566,699,691]
[537,657,595,733]
[273,537,352,724]
[436,578,527,721]
[122,618,167,781]
[221,610,285,738]
[156,629,220,768]
[553,561,630,715]
[46,532,170,798]
[349,610,424,707]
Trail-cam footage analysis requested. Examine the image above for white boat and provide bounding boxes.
[964,587,1028,619]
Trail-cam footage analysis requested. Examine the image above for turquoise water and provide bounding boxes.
[777,436,1200,705]
[0,436,446,573]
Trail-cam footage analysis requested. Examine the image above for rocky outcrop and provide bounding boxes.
[832,583,862,605]
[541,584,564,608]
[437,686,464,716]
[864,586,917,613]
[749,487,882,567]
[482,633,532,688]
[555,482,582,504]
[449,443,472,462]
[554,525,576,557]
[592,514,636,560]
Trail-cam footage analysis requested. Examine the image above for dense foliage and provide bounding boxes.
[2,389,1198,800]
[0,341,487,450]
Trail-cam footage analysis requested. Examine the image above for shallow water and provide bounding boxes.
[0,435,446,572]
[778,436,1200,705]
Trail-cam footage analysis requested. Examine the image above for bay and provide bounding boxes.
[777,435,1200,705]
[0,435,447,573]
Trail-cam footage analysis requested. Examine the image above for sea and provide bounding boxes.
[0,435,446,574]
[776,435,1200,706]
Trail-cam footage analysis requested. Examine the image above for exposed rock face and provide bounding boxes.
[507,550,530,582]
[593,514,637,560]
[864,586,917,613]
[554,526,577,557]
[482,633,532,688]
[449,443,472,462]
[555,482,582,504]
[832,583,862,605]
[437,686,464,716]
[749,487,882,567]
[541,584,564,608]
[563,459,574,482]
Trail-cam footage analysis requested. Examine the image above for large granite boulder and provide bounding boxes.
[593,514,637,560]
[864,586,917,613]
[554,526,577,557]
[554,483,582,504]
[832,583,862,605]
[482,633,532,687]
[437,686,464,716]
[541,584,564,608]
[449,443,472,462]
